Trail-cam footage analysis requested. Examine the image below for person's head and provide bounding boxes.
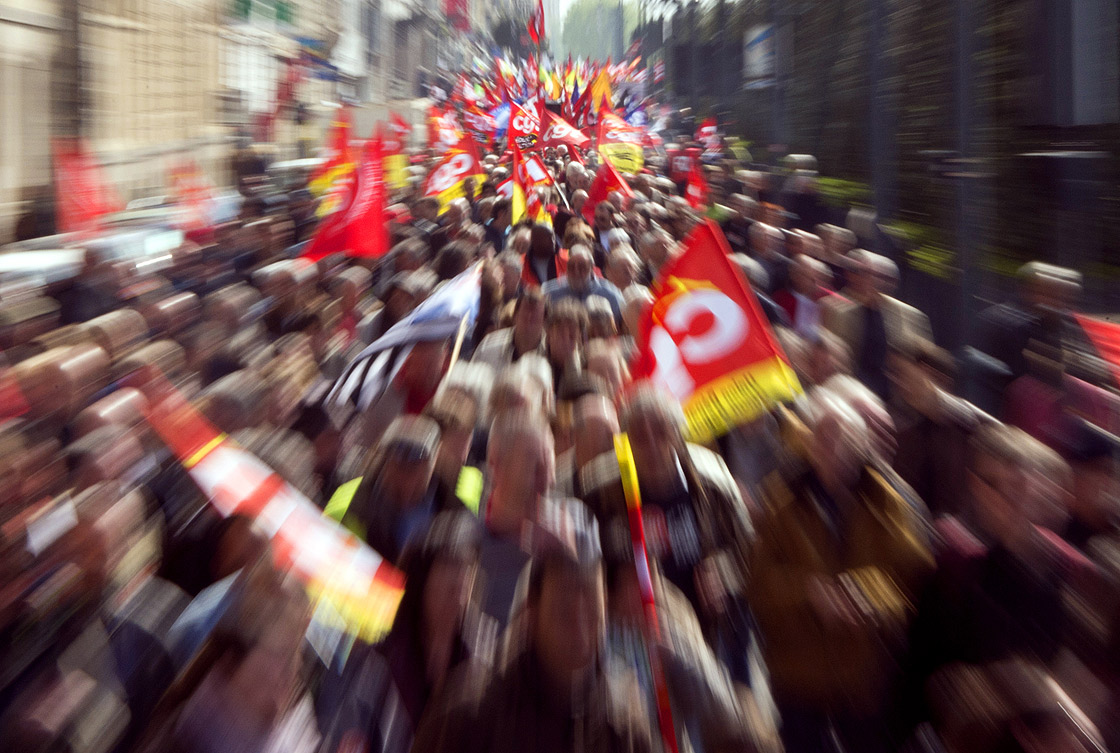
[546,299,589,367]
[585,339,628,399]
[790,254,827,295]
[808,329,852,385]
[509,226,532,256]
[496,250,522,299]
[845,249,882,302]
[821,374,896,464]
[513,287,547,341]
[605,245,639,291]
[734,254,770,293]
[638,228,675,272]
[433,241,473,282]
[444,198,470,228]
[524,500,605,687]
[397,510,482,649]
[620,382,687,483]
[1018,261,1082,313]
[424,389,481,484]
[475,196,496,225]
[488,367,539,418]
[730,193,758,221]
[594,201,614,231]
[491,197,512,229]
[562,218,594,250]
[572,393,620,466]
[571,189,589,217]
[486,410,555,532]
[585,296,617,340]
[968,423,1034,545]
[565,161,586,189]
[372,415,441,509]
[749,222,784,261]
[622,285,653,337]
[529,223,557,259]
[888,337,956,414]
[414,196,440,222]
[565,245,595,292]
[804,388,872,492]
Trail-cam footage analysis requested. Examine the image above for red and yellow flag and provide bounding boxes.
[631,220,802,443]
[423,133,485,208]
[309,106,354,200]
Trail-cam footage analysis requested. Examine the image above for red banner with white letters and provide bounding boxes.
[631,220,802,443]
[540,110,590,152]
[508,102,541,152]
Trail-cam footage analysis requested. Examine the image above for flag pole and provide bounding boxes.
[614,433,681,753]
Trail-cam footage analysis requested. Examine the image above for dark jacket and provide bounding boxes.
[412,650,653,753]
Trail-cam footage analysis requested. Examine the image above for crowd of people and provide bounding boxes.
[0,122,1117,753]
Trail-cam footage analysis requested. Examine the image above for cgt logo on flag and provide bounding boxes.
[633,220,801,443]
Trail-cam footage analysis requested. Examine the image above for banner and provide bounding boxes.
[631,220,802,443]
[540,109,590,152]
[52,138,122,233]
[597,111,644,174]
[508,102,541,152]
[139,368,405,643]
[304,136,389,261]
[423,133,486,207]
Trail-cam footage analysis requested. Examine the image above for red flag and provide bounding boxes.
[463,104,498,149]
[528,0,545,45]
[304,136,389,261]
[540,110,590,152]
[631,220,802,443]
[508,102,541,152]
[423,133,486,207]
[684,162,709,209]
[52,138,122,233]
[583,158,634,223]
